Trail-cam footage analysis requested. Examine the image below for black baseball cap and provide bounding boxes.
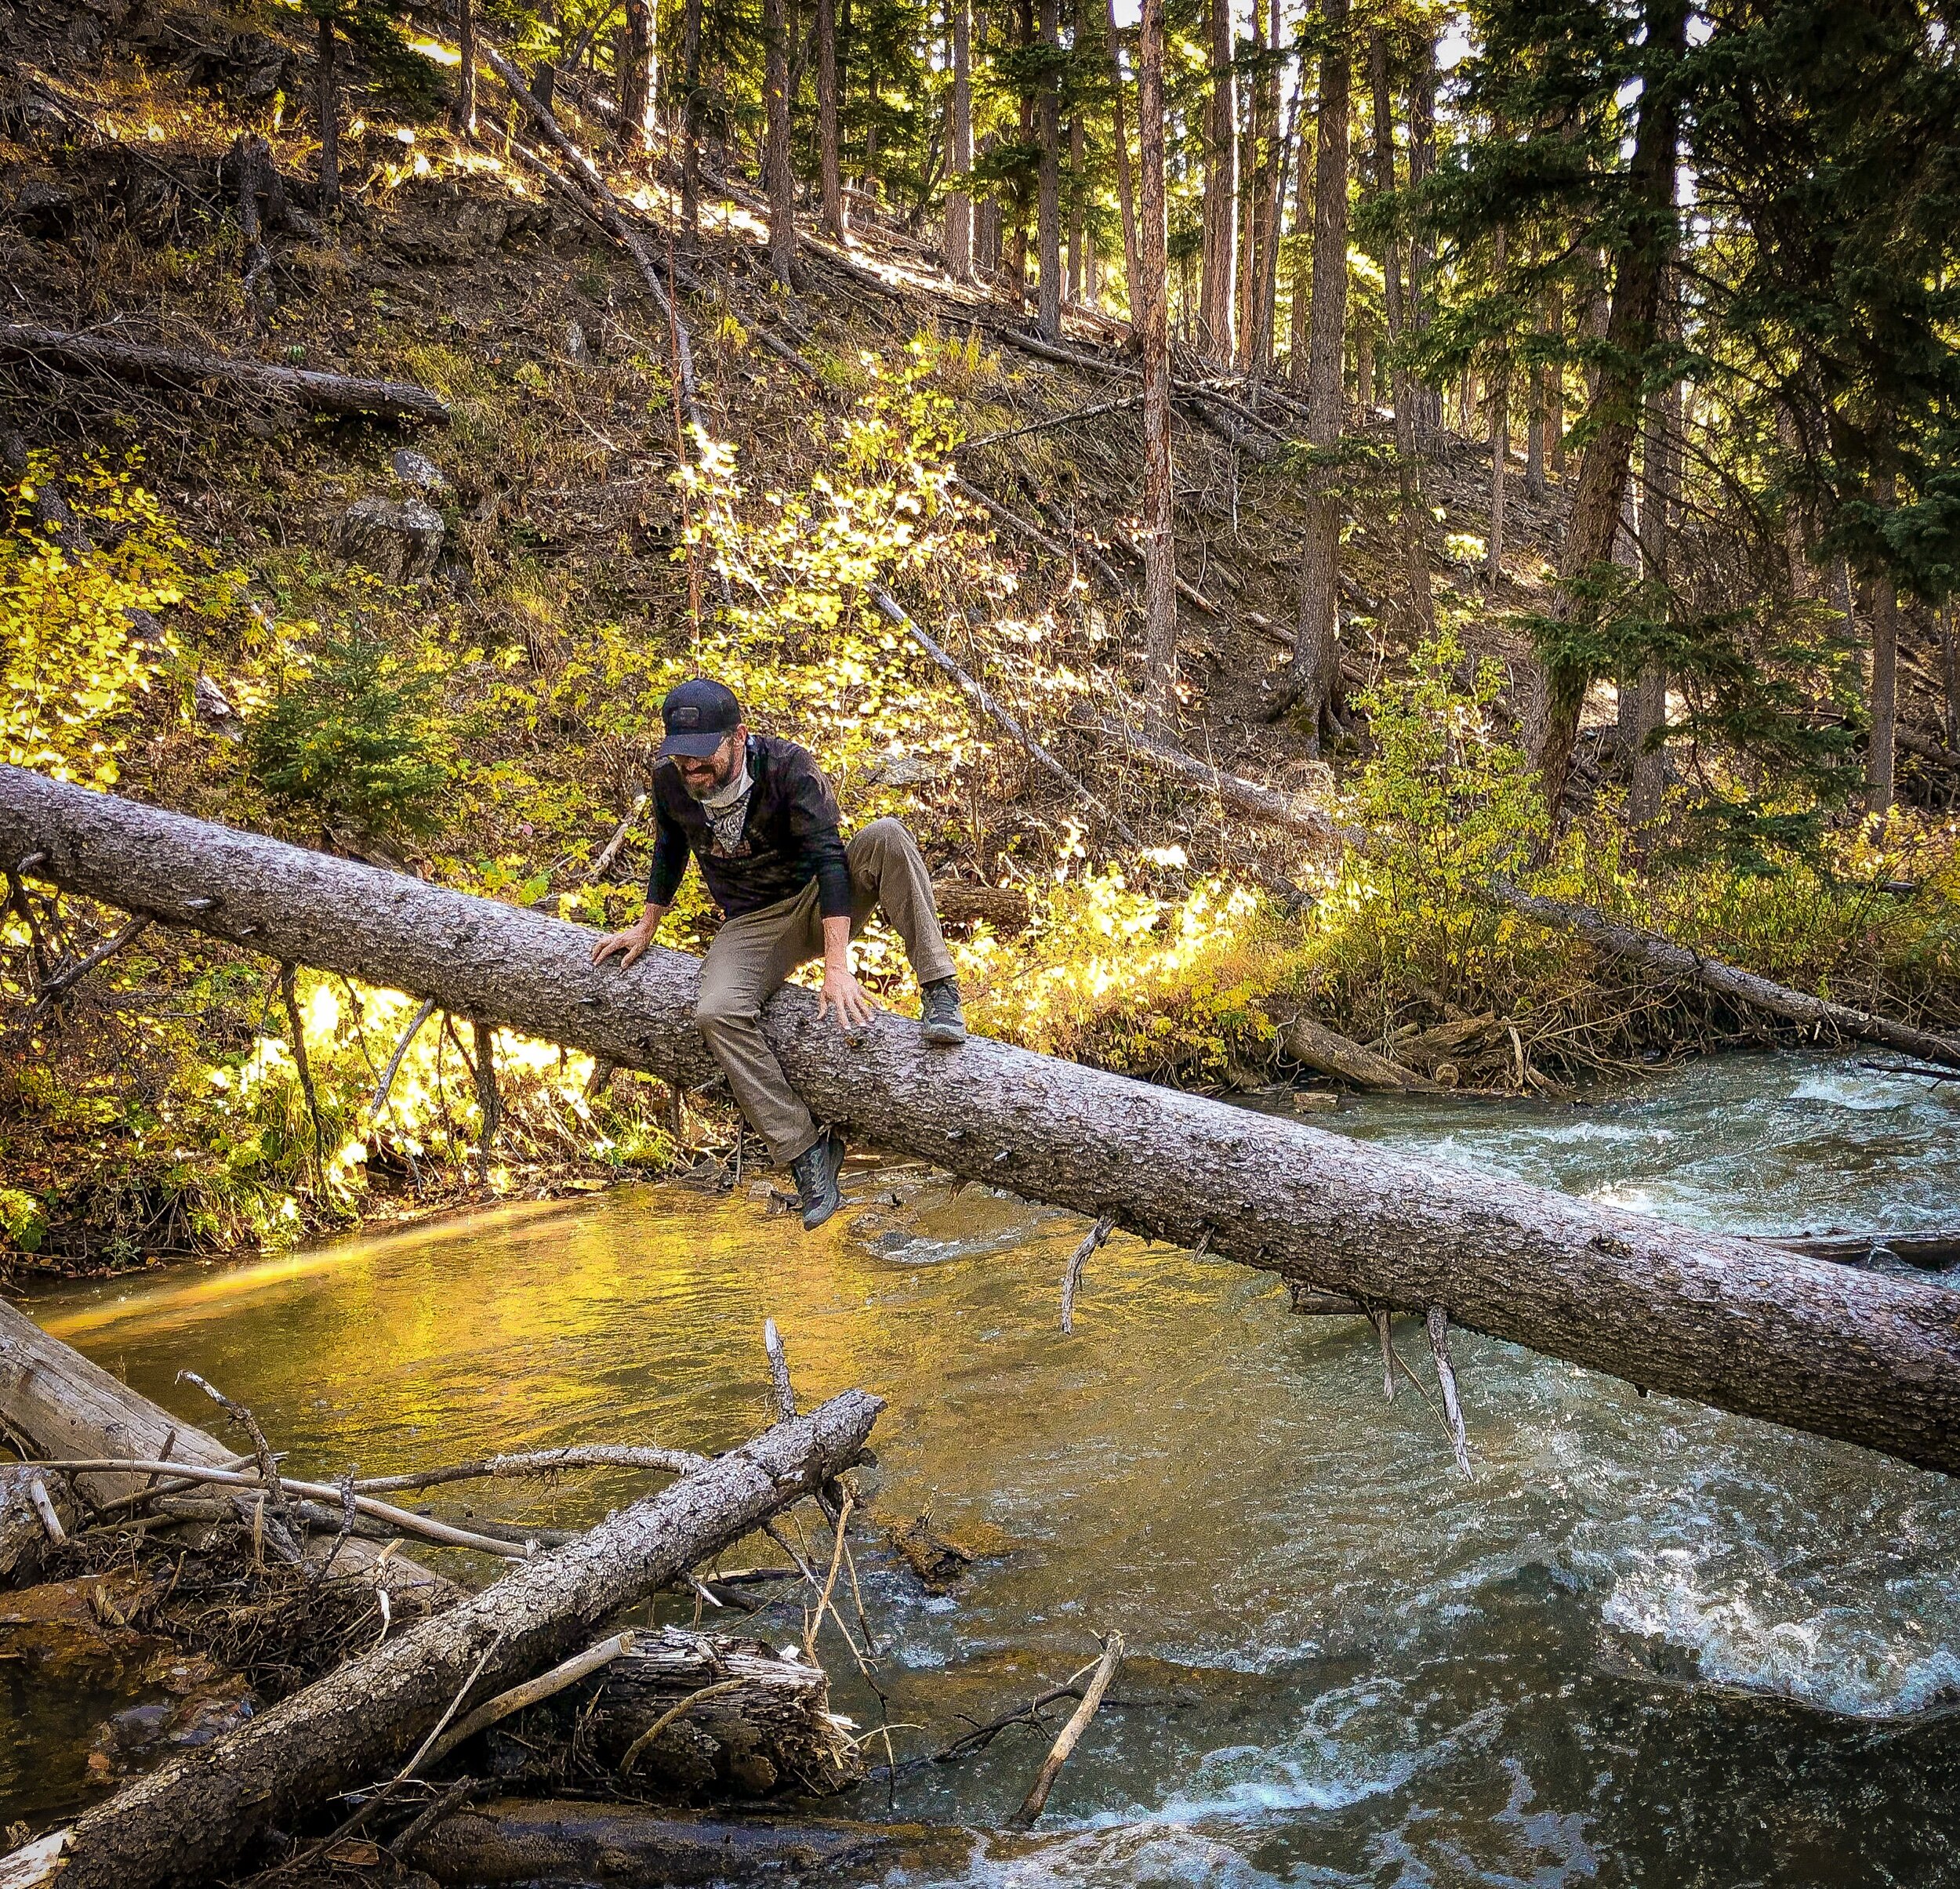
[658,677,742,759]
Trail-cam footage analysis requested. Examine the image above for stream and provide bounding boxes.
[15,1050,1960,1884]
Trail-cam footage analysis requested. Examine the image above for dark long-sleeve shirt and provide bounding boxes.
[646,733,852,920]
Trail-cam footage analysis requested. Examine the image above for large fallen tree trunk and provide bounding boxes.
[20,1388,880,1889]
[4,770,1959,1477]
[0,325,448,423]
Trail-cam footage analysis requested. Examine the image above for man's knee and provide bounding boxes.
[850,816,916,865]
[694,984,757,1036]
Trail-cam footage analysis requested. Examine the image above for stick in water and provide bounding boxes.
[1059,1215,1116,1334]
[763,1318,797,1423]
[1426,1306,1472,1479]
[1374,1307,1396,1402]
[1007,1631,1125,1827]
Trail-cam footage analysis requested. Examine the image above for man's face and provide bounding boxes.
[673,727,745,800]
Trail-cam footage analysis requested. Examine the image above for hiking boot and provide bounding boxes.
[788,1128,846,1231]
[920,976,967,1046]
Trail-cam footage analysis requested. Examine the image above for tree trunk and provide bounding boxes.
[1487,361,1508,585]
[1531,0,1686,826]
[1137,0,1177,721]
[1629,354,1677,831]
[1287,96,1312,379]
[763,0,799,287]
[532,1,560,114]
[1067,111,1084,303]
[9,770,1960,1482]
[679,0,703,232]
[615,0,654,153]
[452,0,477,135]
[1102,0,1138,315]
[1367,25,1433,643]
[1867,479,1900,818]
[1526,358,1545,497]
[0,325,448,423]
[316,12,339,212]
[1200,0,1236,357]
[1034,0,1062,335]
[945,0,973,275]
[1289,0,1350,746]
[408,1800,938,1885]
[1406,27,1438,437]
[818,0,845,235]
[25,1387,877,1889]
[1548,279,1566,479]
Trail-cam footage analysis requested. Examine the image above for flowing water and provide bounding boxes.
[16,1052,1960,1884]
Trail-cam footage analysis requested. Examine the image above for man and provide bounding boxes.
[590,678,967,1230]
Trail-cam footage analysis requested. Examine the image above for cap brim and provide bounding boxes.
[659,731,731,759]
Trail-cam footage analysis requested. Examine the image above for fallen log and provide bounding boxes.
[0,1298,454,1602]
[5,769,1960,1477]
[1269,1010,1442,1093]
[491,1625,862,1796]
[0,325,448,424]
[16,1389,880,1889]
[1744,1229,1960,1272]
[406,1799,949,1886]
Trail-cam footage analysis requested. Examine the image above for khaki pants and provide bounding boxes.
[695,818,955,1166]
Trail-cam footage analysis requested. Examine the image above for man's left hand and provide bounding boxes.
[818,964,881,1035]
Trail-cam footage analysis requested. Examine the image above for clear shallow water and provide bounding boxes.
[20,1051,1960,1884]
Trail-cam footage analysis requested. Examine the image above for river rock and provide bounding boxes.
[336,496,445,582]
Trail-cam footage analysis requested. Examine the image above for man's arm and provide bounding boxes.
[591,793,687,968]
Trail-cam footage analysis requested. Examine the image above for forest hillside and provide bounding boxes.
[2,0,1956,1271]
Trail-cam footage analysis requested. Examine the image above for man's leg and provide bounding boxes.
[694,887,827,1169]
[844,818,966,1044]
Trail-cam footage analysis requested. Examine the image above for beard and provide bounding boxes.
[679,747,740,799]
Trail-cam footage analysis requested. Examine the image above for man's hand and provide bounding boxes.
[591,911,659,970]
[818,962,881,1035]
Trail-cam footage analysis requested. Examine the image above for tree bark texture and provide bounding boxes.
[1102,0,1138,312]
[763,0,799,287]
[1290,0,1350,741]
[1135,0,1178,720]
[1368,25,1433,642]
[617,0,655,151]
[817,0,846,236]
[452,0,478,135]
[945,0,973,275]
[28,1389,880,1889]
[408,1800,938,1885]
[0,328,448,423]
[6,770,1960,1480]
[1035,0,1062,336]
[1199,0,1236,357]
[1531,0,1686,822]
[316,13,339,212]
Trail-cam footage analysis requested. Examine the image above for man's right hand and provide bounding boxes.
[591,916,657,969]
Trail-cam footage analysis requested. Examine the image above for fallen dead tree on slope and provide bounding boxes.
[5,767,1959,1477]
[0,325,449,424]
[1091,719,1960,1072]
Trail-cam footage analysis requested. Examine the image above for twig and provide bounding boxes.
[423,1629,637,1768]
[956,395,1147,452]
[400,1630,507,1779]
[371,996,437,1119]
[30,914,151,1014]
[278,963,328,1169]
[27,1475,65,1543]
[586,796,647,881]
[1006,1632,1125,1828]
[804,1489,855,1664]
[178,1370,289,1522]
[1426,1306,1473,1479]
[618,1677,748,1774]
[1059,1214,1116,1334]
[1374,1307,1396,1402]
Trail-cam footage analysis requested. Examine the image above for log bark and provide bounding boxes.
[0,326,448,423]
[0,1463,75,1584]
[407,1799,937,1884]
[20,1390,880,1889]
[6,774,1960,1477]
